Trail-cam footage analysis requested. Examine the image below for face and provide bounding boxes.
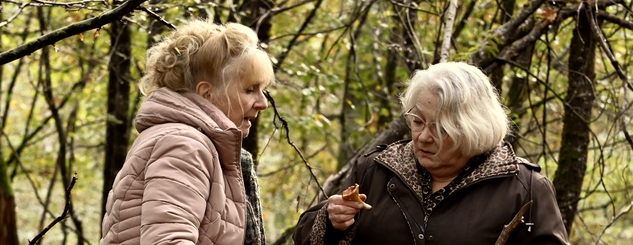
[409,90,470,180]
[207,74,269,138]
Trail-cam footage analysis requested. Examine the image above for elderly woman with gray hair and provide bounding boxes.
[293,62,569,245]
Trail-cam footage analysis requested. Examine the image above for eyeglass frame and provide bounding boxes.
[403,108,448,140]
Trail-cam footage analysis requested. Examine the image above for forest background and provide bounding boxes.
[1,0,632,244]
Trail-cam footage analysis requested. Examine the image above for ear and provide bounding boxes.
[195,81,214,98]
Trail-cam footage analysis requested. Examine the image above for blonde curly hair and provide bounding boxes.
[139,19,275,96]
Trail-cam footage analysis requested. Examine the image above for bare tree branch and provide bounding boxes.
[470,0,546,66]
[28,174,78,245]
[594,199,633,244]
[586,7,633,92]
[273,0,324,70]
[263,91,327,197]
[0,0,148,65]
[0,2,30,28]
[495,201,533,245]
[137,5,176,30]
[597,10,633,30]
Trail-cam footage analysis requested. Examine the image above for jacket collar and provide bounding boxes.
[134,87,243,170]
[375,140,520,197]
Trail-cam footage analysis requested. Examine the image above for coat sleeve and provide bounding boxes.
[139,132,215,245]
[512,172,570,245]
[292,149,378,245]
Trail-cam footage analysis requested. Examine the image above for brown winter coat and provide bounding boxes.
[100,88,247,245]
[293,140,569,245]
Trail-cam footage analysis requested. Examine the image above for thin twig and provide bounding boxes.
[585,5,633,92]
[29,174,79,245]
[594,199,633,244]
[495,201,533,245]
[137,5,176,30]
[0,2,30,28]
[263,91,327,197]
[273,0,324,70]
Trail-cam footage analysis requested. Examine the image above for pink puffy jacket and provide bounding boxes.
[100,88,247,245]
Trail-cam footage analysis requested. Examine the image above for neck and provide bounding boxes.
[431,176,456,193]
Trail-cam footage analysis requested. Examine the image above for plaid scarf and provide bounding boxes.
[241,149,266,245]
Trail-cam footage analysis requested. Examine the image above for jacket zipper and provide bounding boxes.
[377,158,519,229]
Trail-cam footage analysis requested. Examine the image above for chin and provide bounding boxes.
[241,128,250,138]
[416,157,437,169]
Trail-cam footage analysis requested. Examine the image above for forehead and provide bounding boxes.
[405,91,436,121]
[413,90,438,109]
[237,50,274,86]
[238,72,272,88]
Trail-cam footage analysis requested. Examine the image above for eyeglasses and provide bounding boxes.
[403,109,447,139]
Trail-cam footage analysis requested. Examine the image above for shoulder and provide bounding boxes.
[350,140,413,181]
[516,156,542,172]
[511,156,555,195]
[144,123,211,145]
[363,139,411,157]
[359,139,411,164]
[495,141,543,173]
[130,123,217,163]
[484,142,551,188]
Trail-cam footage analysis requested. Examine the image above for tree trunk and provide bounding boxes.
[489,0,516,93]
[0,8,18,243]
[402,0,423,70]
[504,43,533,148]
[553,7,597,233]
[0,170,19,245]
[102,13,132,220]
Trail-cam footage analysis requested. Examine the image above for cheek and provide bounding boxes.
[239,96,258,110]
[437,142,460,161]
[412,131,421,140]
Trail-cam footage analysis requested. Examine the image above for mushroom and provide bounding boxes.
[342,183,372,210]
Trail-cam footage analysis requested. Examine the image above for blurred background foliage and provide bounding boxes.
[1,0,632,244]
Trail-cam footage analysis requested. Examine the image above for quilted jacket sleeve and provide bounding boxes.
[140,132,215,245]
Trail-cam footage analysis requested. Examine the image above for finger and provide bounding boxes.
[327,204,359,215]
[328,212,356,224]
[359,193,367,202]
[331,218,356,231]
[329,194,365,210]
[332,201,366,213]
[328,195,345,205]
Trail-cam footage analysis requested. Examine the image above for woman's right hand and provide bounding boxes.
[326,194,367,230]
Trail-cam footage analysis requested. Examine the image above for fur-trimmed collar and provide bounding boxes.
[374,140,520,201]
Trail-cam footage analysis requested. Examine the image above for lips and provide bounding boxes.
[417,148,435,157]
[243,118,252,126]
[243,116,257,126]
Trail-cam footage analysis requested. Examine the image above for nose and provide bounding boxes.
[254,91,268,110]
[415,125,434,143]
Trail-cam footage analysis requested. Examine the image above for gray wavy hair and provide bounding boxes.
[399,62,510,157]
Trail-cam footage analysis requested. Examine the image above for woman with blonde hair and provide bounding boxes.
[293,62,569,245]
[101,19,274,245]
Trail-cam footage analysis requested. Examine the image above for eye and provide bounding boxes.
[409,116,426,128]
[245,85,257,93]
[412,116,424,125]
